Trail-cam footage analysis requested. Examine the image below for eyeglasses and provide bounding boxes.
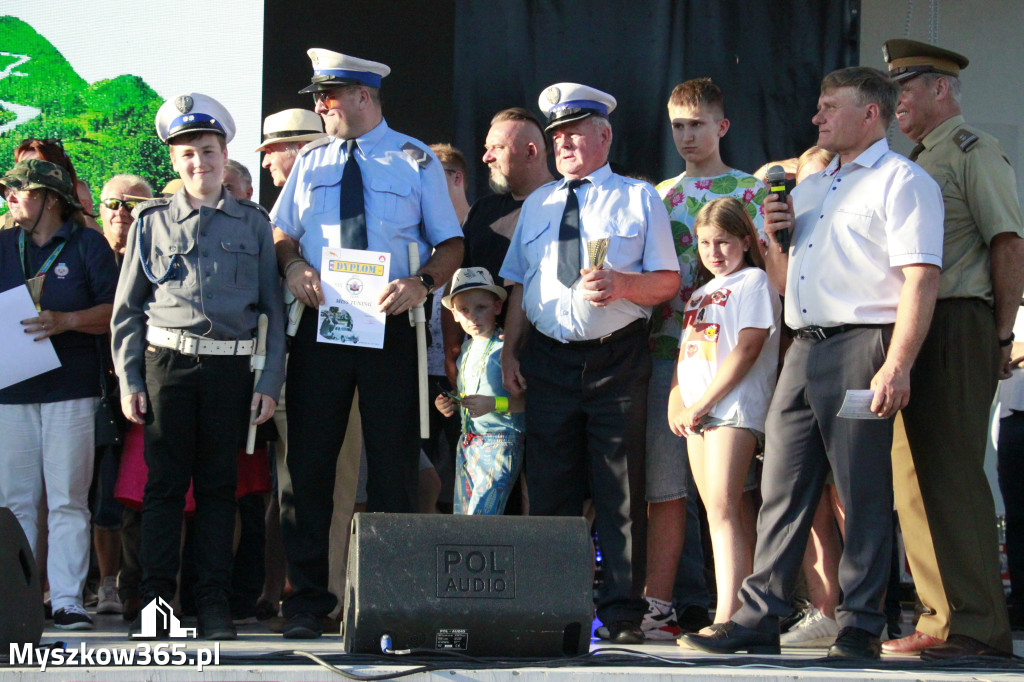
[101,198,138,212]
[443,168,458,177]
[2,186,35,200]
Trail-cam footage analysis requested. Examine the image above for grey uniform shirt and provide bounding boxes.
[111,188,286,400]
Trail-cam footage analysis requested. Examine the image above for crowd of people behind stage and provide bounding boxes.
[1,37,1022,661]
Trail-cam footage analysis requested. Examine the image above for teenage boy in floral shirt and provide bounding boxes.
[642,78,767,640]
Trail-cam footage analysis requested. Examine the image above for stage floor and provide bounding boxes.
[2,613,1023,681]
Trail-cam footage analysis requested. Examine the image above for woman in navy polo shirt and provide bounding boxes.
[0,160,118,630]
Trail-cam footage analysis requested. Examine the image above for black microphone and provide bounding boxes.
[765,165,791,252]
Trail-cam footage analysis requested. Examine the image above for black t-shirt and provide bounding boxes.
[461,192,524,285]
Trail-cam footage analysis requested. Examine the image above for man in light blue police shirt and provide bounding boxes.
[270,49,463,639]
[499,82,680,644]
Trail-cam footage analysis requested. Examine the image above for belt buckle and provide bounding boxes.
[803,325,826,341]
[175,332,200,357]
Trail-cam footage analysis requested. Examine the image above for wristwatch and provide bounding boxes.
[416,272,435,293]
[999,332,1015,348]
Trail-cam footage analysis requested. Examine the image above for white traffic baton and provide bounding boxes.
[245,313,268,454]
[408,242,430,439]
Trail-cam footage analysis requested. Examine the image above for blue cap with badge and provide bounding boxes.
[299,49,391,93]
[538,82,617,133]
[155,92,236,144]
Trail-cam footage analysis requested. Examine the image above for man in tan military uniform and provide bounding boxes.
[882,39,1024,660]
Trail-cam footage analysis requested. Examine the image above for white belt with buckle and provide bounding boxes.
[146,326,254,357]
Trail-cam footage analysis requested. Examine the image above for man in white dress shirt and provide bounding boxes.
[682,66,943,659]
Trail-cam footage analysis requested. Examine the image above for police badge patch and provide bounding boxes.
[175,95,194,114]
[544,86,561,105]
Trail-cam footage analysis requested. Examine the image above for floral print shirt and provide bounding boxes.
[649,169,767,360]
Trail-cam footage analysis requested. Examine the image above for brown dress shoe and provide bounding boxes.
[881,630,944,654]
[920,634,1013,661]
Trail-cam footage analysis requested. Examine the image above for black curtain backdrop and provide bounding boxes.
[262,0,858,206]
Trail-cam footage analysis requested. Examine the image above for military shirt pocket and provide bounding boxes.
[368,175,417,226]
[152,234,195,288]
[220,238,259,289]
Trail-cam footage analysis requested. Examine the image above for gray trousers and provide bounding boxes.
[734,327,894,636]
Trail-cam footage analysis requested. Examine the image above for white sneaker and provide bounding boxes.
[779,606,839,647]
[641,597,681,640]
[95,577,123,615]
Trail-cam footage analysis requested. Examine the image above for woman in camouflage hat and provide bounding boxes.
[0,158,119,630]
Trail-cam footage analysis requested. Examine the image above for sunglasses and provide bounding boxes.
[312,84,360,107]
[101,198,138,211]
[312,90,341,107]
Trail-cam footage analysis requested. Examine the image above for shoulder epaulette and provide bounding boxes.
[237,198,271,219]
[402,142,432,169]
[297,135,331,158]
[953,128,979,152]
[132,197,171,219]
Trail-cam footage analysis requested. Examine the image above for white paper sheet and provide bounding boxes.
[0,285,61,390]
[836,389,884,420]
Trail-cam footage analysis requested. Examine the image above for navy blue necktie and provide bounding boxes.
[557,179,587,287]
[340,138,367,250]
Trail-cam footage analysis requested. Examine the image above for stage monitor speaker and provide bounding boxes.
[0,507,43,649]
[342,513,593,657]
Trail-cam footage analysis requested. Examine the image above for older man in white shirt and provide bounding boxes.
[500,83,679,644]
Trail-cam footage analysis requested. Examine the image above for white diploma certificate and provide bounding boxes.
[0,284,61,390]
[317,247,389,349]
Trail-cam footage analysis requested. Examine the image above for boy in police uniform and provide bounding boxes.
[111,93,286,640]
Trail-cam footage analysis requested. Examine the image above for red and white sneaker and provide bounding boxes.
[641,597,681,640]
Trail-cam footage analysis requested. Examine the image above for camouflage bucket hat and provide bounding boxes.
[0,159,83,210]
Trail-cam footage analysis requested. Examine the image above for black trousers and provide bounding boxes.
[281,308,420,617]
[520,324,650,626]
[140,347,251,605]
[999,409,1024,609]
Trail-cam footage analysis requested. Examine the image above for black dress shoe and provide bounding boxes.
[198,610,237,640]
[595,620,644,644]
[676,605,713,633]
[679,620,780,654]
[827,626,881,659]
[283,612,324,639]
[919,634,1013,661]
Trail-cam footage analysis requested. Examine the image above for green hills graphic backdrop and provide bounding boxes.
[0,15,175,212]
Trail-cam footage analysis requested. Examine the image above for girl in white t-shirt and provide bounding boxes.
[668,197,781,627]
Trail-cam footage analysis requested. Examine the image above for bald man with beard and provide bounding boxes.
[441,108,554,384]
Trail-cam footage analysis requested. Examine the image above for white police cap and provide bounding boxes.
[538,82,617,132]
[255,109,326,152]
[155,92,236,144]
[300,49,391,93]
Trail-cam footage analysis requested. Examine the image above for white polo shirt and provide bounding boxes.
[786,138,944,329]
[500,164,679,342]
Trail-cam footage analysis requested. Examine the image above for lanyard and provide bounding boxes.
[18,228,66,280]
[457,331,497,433]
